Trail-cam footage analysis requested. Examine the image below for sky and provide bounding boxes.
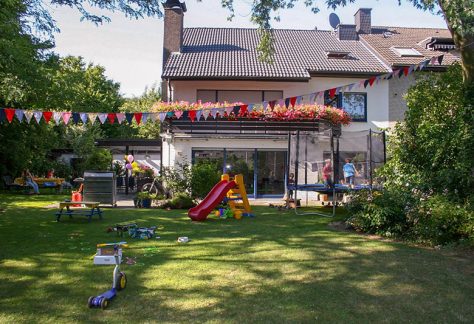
[49,0,448,97]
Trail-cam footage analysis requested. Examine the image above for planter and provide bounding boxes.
[141,198,152,208]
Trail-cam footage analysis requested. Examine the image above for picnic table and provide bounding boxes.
[55,201,103,222]
[15,177,65,189]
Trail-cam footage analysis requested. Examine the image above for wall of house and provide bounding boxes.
[388,73,417,127]
[170,76,390,132]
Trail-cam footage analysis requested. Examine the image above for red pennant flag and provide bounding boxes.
[290,97,297,108]
[239,105,248,115]
[368,77,376,87]
[188,110,196,122]
[403,66,410,76]
[107,113,116,124]
[5,108,15,123]
[268,100,276,110]
[329,88,337,99]
[42,111,53,123]
[134,113,142,124]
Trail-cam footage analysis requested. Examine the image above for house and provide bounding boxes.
[159,0,457,197]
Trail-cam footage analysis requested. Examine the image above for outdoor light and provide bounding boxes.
[226,164,231,169]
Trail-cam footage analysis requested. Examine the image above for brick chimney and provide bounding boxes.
[162,0,186,70]
[355,8,371,34]
[337,24,358,41]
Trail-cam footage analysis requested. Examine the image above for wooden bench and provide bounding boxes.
[55,201,103,222]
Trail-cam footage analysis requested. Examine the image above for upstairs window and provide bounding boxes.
[325,92,367,122]
[391,47,423,57]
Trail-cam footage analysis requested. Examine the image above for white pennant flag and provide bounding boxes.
[202,109,210,120]
[80,113,88,124]
[24,111,33,124]
[88,113,98,124]
[309,93,316,104]
[225,106,233,116]
[98,113,108,124]
[149,113,159,122]
[116,113,125,124]
[53,112,62,125]
[210,108,219,119]
[33,111,42,123]
[159,112,166,122]
[15,109,24,122]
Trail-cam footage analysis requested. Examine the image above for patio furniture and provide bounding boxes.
[2,175,29,192]
[55,201,103,222]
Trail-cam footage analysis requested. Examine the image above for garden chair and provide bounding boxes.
[2,175,28,192]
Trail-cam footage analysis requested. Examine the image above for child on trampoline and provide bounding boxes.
[322,159,333,188]
[343,158,359,188]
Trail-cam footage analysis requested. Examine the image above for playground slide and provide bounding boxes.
[188,180,237,221]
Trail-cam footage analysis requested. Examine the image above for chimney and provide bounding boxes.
[337,24,358,41]
[162,0,187,70]
[355,8,372,34]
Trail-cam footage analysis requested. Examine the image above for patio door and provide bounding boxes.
[257,151,286,196]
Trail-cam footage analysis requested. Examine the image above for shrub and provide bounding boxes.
[162,192,195,209]
[407,194,474,245]
[160,162,192,196]
[191,160,222,199]
[346,189,412,237]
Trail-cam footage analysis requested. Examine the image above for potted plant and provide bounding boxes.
[136,191,157,208]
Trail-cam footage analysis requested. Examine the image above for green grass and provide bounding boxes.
[0,193,473,323]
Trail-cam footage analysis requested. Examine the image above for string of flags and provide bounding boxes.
[0,55,445,125]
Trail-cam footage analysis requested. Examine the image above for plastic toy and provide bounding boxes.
[128,225,157,239]
[88,242,128,309]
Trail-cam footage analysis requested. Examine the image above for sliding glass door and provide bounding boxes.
[257,151,286,196]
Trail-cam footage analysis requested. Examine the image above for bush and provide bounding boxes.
[408,194,474,245]
[160,162,192,196]
[191,160,222,199]
[162,192,195,209]
[346,189,413,237]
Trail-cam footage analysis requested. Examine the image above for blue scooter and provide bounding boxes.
[88,242,128,309]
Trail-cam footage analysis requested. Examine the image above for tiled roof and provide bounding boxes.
[360,26,460,67]
[162,28,389,80]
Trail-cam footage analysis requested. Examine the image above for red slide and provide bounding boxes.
[188,180,236,221]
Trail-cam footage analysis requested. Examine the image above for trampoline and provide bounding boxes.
[286,129,385,217]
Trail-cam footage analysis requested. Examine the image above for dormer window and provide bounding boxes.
[326,51,351,59]
[391,47,423,57]
[426,37,456,51]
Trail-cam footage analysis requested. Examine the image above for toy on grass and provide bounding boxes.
[88,242,128,310]
[107,223,137,237]
[128,224,157,240]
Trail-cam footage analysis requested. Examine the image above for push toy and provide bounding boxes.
[128,224,157,239]
[88,242,128,309]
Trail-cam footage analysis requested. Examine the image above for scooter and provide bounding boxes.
[88,242,128,309]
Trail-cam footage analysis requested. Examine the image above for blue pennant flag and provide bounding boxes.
[72,112,81,124]
[125,113,134,124]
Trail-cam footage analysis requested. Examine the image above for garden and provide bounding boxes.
[0,193,473,323]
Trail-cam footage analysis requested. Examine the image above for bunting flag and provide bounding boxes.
[159,112,167,122]
[0,54,448,127]
[5,108,15,123]
[268,100,276,110]
[72,112,80,124]
[25,111,34,124]
[80,113,88,124]
[196,109,203,121]
[98,113,107,124]
[34,111,42,123]
[211,108,219,119]
[202,109,210,120]
[116,113,126,124]
[188,110,196,122]
[368,76,376,87]
[142,112,149,124]
[15,109,24,122]
[107,113,115,124]
[53,112,62,125]
[134,112,142,124]
[89,113,98,124]
[174,110,183,119]
[225,106,233,116]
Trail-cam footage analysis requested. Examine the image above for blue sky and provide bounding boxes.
[49,0,448,97]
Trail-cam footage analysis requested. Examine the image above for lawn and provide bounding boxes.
[0,194,473,323]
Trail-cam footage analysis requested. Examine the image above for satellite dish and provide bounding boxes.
[329,13,340,30]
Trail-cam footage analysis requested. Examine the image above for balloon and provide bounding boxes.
[131,161,139,168]
[127,155,134,163]
[125,163,132,170]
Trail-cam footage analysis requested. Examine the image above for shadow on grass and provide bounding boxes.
[0,195,473,322]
